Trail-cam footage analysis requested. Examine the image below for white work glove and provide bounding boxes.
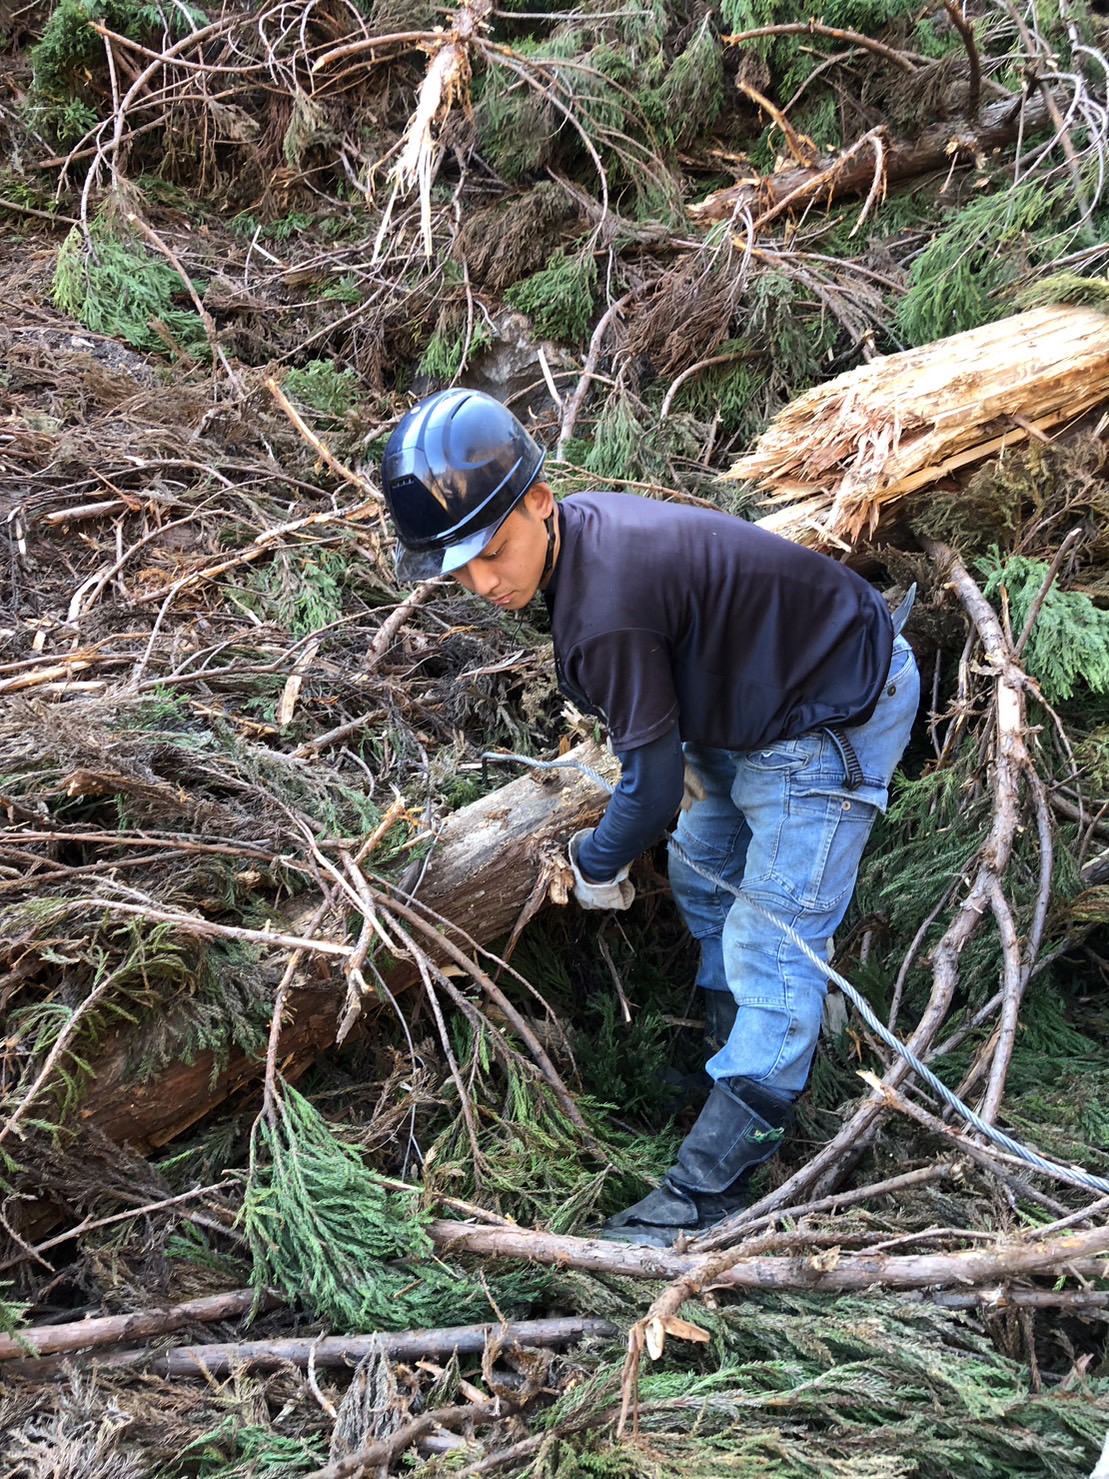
[568,828,636,911]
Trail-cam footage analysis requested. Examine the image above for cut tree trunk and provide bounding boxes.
[726,304,1109,547]
[75,740,618,1152]
[688,93,1047,226]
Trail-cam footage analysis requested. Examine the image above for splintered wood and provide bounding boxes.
[724,304,1109,547]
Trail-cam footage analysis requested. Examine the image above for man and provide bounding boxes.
[382,386,919,1247]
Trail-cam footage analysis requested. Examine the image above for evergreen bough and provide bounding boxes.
[283,359,359,422]
[505,248,599,345]
[31,0,207,142]
[896,182,1064,345]
[52,215,209,358]
[524,1292,1109,1478]
[242,1081,545,1331]
[980,548,1109,704]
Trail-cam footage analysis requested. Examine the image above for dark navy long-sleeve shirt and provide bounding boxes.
[542,494,892,882]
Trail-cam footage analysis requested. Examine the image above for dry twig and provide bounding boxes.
[26,1316,617,1377]
[0,1288,278,1361]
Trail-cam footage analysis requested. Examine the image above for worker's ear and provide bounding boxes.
[524,481,555,519]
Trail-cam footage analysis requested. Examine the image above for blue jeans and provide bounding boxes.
[667,636,919,1097]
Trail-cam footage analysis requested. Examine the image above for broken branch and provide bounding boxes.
[0,1288,277,1361]
[23,1316,617,1378]
[428,1219,1109,1289]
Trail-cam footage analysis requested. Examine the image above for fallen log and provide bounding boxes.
[726,304,1109,546]
[5,1315,619,1379]
[71,740,619,1153]
[689,92,1047,226]
[11,1229,1104,1378]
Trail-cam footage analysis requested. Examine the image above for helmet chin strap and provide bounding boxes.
[540,509,557,586]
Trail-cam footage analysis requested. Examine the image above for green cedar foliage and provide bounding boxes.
[0,692,397,1129]
[742,269,839,397]
[283,360,359,422]
[505,248,599,344]
[1015,270,1109,313]
[474,32,583,183]
[979,549,1109,703]
[52,216,209,358]
[422,1015,679,1232]
[169,1418,327,1479]
[0,1288,29,1344]
[662,271,840,458]
[1,989,98,1130]
[32,0,207,142]
[243,1081,546,1330]
[728,0,924,168]
[282,90,338,169]
[669,352,771,449]
[529,1291,1108,1478]
[473,16,692,214]
[416,316,494,383]
[0,909,272,1106]
[722,0,920,43]
[847,758,997,1047]
[639,15,724,151]
[896,181,1065,345]
[233,547,349,639]
[910,12,966,60]
[1072,725,1109,796]
[581,390,669,484]
[999,976,1109,1174]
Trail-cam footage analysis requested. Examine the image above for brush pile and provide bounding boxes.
[3,0,1109,1474]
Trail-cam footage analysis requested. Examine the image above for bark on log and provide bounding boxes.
[926,1287,1109,1313]
[72,740,619,1153]
[689,93,1045,226]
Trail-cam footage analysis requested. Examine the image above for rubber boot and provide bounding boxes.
[601,1077,792,1248]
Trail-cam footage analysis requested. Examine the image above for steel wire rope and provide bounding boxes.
[483,750,1109,1199]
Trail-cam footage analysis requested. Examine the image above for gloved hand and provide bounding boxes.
[568,828,636,911]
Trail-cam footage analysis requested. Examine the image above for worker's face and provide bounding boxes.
[453,483,556,611]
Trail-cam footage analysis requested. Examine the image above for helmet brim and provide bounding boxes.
[394,514,508,586]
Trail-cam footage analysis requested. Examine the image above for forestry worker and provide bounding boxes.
[381,387,919,1248]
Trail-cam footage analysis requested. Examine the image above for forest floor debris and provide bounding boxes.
[4,0,1109,1471]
